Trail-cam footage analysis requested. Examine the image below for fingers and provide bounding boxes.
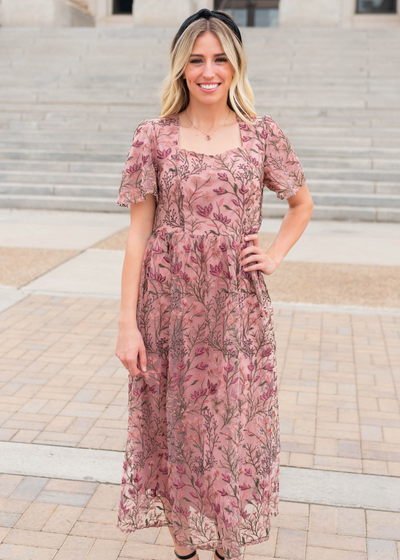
[126,359,141,378]
[137,345,148,374]
[241,243,263,269]
[243,260,262,272]
[241,235,265,271]
[242,245,263,260]
[242,234,261,259]
[124,349,144,378]
[243,260,260,271]
[126,343,148,378]
[116,330,148,379]
[244,233,260,246]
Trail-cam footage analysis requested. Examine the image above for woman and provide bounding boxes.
[115,8,313,560]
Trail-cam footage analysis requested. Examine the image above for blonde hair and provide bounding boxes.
[159,13,257,126]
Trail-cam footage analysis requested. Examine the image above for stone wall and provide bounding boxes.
[133,0,213,27]
[0,0,398,28]
[279,0,400,28]
[0,0,94,26]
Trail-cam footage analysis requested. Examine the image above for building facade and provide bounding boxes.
[0,0,399,28]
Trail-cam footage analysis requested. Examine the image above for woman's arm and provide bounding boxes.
[265,182,314,268]
[241,183,314,274]
[115,194,156,377]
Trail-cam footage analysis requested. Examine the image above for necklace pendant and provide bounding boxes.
[205,135,211,141]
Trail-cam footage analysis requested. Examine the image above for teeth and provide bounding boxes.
[200,84,219,90]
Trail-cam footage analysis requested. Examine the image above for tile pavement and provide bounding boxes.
[2,223,400,308]
[0,294,399,477]
[0,473,399,560]
[0,210,399,558]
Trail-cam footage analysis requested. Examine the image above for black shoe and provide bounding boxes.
[174,550,197,560]
[215,550,225,560]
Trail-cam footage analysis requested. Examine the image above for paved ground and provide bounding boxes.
[0,208,399,559]
[1,473,400,560]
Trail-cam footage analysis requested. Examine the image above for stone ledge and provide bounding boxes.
[1,441,400,511]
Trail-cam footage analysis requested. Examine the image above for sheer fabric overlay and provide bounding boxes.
[116,115,306,560]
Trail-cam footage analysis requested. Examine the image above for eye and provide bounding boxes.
[216,57,228,63]
[189,58,202,64]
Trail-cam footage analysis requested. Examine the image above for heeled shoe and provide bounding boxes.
[214,550,225,560]
[174,550,198,560]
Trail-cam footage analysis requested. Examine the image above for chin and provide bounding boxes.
[190,92,229,105]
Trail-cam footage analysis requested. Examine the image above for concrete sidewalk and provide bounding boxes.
[1,473,399,560]
[0,208,399,560]
[1,208,400,309]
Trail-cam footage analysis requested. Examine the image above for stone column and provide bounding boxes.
[278,0,345,27]
[278,0,399,28]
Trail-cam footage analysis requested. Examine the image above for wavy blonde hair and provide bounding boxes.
[159,13,257,125]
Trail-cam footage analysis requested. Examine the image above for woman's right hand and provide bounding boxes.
[115,324,147,378]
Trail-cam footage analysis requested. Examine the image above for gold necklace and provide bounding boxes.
[185,108,232,141]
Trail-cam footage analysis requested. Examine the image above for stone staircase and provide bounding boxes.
[0,26,399,221]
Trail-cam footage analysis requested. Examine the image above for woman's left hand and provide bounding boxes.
[241,233,279,276]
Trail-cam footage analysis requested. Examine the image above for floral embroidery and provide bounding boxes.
[116,114,306,560]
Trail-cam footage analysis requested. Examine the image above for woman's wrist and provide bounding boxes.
[266,248,283,269]
[118,313,138,329]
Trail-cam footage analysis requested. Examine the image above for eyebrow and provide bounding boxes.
[189,53,226,57]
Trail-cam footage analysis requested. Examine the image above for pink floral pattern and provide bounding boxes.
[116,114,306,560]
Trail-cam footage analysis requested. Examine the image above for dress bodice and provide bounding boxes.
[116,114,306,240]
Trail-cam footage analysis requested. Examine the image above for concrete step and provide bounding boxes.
[262,203,400,222]
[0,142,128,153]
[0,150,123,162]
[1,180,400,212]
[4,152,400,171]
[0,193,122,212]
[3,126,398,139]
[4,146,400,162]
[305,168,400,182]
[2,156,400,174]
[1,102,399,117]
[0,171,117,186]
[2,118,400,136]
[0,182,117,198]
[2,75,399,88]
[2,133,400,150]
[0,159,124,171]
[1,109,399,122]
[263,191,400,208]
[1,166,399,185]
[2,178,399,198]
[0,27,399,221]
[0,131,136,143]
[0,193,398,222]
[1,111,400,129]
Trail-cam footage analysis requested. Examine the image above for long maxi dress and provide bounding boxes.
[116,114,306,560]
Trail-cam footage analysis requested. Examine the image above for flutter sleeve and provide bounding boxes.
[116,119,158,207]
[262,115,306,200]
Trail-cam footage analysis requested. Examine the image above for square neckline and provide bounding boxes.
[175,113,246,158]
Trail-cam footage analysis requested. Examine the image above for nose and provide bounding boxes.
[202,60,215,80]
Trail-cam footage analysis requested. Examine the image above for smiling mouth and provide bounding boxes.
[198,83,221,91]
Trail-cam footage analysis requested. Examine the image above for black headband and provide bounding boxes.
[174,8,242,47]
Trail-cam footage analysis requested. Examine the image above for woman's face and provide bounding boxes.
[183,31,235,106]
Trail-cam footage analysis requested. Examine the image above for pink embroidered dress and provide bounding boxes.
[116,114,306,560]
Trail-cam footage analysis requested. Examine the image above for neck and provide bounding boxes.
[185,99,232,129]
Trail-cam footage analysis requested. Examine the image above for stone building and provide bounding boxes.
[0,0,399,28]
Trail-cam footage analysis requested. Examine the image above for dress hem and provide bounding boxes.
[116,509,278,552]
